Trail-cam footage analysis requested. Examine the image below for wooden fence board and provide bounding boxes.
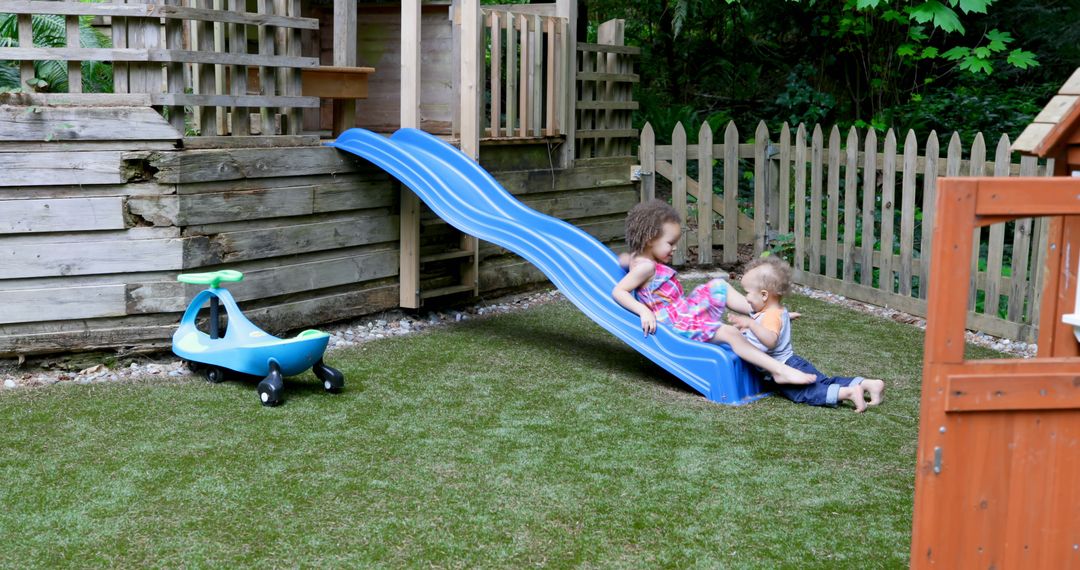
[919,131,939,299]
[0,106,181,142]
[639,123,655,201]
[809,125,823,275]
[984,135,1011,317]
[723,121,739,263]
[968,133,987,310]
[0,197,126,234]
[825,125,840,278]
[672,122,687,265]
[860,130,877,287]
[899,130,917,296]
[879,129,897,293]
[698,122,714,264]
[842,126,858,282]
[794,124,808,271]
[1010,156,1039,321]
[779,123,791,235]
[146,146,363,183]
[754,121,769,255]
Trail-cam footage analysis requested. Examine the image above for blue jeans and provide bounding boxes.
[771,354,863,407]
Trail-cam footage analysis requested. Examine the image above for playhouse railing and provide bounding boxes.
[639,120,1056,342]
[0,0,317,136]
[460,6,569,141]
[575,23,638,160]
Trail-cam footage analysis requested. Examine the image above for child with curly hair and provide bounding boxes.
[728,255,886,412]
[612,199,815,386]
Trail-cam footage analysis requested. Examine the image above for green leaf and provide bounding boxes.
[973,46,991,59]
[909,1,965,34]
[920,46,940,58]
[957,0,989,14]
[942,46,970,60]
[958,55,993,74]
[908,25,929,41]
[856,0,884,9]
[896,44,917,57]
[986,29,1013,52]
[882,9,906,22]
[1006,49,1039,69]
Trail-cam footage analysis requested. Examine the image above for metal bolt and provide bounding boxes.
[939,426,946,434]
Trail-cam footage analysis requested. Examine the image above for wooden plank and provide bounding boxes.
[18,13,34,88]
[842,126,858,283]
[0,284,127,324]
[575,42,640,55]
[545,16,555,137]
[505,11,517,136]
[879,129,897,293]
[164,0,185,135]
[919,131,939,300]
[1,236,183,279]
[0,151,125,186]
[984,135,1011,318]
[723,121,739,264]
[575,71,639,83]
[1009,156,1038,322]
[256,0,277,136]
[187,212,398,265]
[0,1,320,29]
[945,374,1080,412]
[574,129,639,139]
[753,121,769,255]
[968,133,986,310]
[400,185,421,309]
[825,125,840,278]
[0,92,153,106]
[229,0,251,136]
[180,134,319,149]
[809,124,823,275]
[0,197,125,234]
[489,11,501,138]
[698,122,714,264]
[899,129,918,296]
[460,0,480,158]
[778,123,791,236]
[0,106,181,142]
[531,14,542,138]
[65,15,81,93]
[653,161,754,242]
[151,92,318,109]
[574,101,638,111]
[794,123,808,272]
[0,46,318,68]
[145,146,364,183]
[671,122,688,265]
[0,313,178,357]
[639,122,655,201]
[521,187,638,220]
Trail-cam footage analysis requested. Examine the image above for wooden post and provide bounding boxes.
[461,0,480,159]
[842,126,859,283]
[333,0,358,136]
[672,122,687,265]
[639,122,655,201]
[860,130,877,286]
[825,125,840,278]
[919,131,939,299]
[556,0,576,165]
[65,16,81,93]
[698,122,714,264]
[753,121,770,255]
[899,129,917,296]
[399,0,421,309]
[723,122,739,264]
[489,12,501,138]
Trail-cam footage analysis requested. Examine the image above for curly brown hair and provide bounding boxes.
[625,199,680,253]
[744,255,793,297]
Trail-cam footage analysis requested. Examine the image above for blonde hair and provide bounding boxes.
[745,255,793,297]
[625,199,680,253]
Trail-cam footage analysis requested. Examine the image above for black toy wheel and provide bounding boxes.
[203,366,226,383]
[257,363,284,406]
[313,359,344,393]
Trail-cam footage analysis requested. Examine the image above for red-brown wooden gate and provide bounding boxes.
[912,177,1080,568]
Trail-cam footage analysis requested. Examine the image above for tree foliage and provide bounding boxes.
[587,0,1073,141]
[0,14,113,94]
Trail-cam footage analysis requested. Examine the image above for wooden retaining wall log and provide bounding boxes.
[0,106,181,142]
[0,197,127,233]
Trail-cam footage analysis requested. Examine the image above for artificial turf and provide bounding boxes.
[0,292,1003,568]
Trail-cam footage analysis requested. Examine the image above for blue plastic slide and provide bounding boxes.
[330,128,765,404]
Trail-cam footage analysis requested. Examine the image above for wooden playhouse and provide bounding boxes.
[0,0,639,356]
[911,68,1080,568]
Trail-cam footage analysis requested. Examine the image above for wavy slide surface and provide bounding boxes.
[331,128,765,404]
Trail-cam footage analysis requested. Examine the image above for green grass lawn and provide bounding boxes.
[0,293,1002,568]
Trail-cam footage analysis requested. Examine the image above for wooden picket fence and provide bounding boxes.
[638,120,1056,341]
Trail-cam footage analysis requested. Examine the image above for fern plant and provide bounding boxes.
[0,12,114,93]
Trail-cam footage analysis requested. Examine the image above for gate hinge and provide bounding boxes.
[933,447,943,474]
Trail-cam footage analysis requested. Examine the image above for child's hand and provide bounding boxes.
[640,311,657,336]
[789,312,801,320]
[727,313,753,330]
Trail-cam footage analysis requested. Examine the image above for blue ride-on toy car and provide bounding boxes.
[172,270,344,406]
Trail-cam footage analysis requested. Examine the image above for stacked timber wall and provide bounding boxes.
[0,106,634,356]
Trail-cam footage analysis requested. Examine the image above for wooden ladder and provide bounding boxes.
[399,184,479,309]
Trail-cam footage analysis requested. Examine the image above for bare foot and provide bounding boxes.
[838,385,867,413]
[773,365,817,385]
[862,379,885,406]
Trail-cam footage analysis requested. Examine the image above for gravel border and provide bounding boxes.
[0,274,1032,391]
